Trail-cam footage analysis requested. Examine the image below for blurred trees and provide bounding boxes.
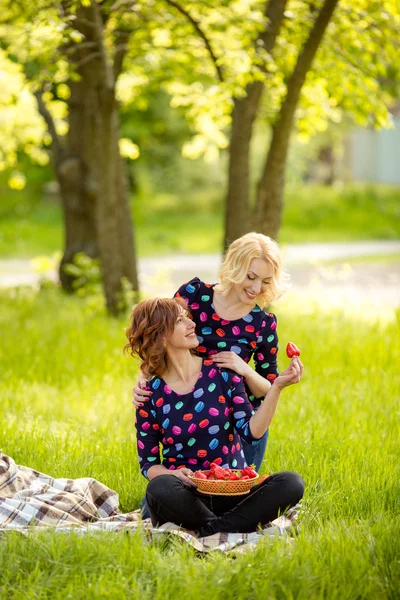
[1,0,399,313]
[162,0,399,243]
[1,0,140,314]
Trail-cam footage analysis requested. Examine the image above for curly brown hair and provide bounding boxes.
[124,297,190,378]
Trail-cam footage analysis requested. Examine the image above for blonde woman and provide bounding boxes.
[133,232,290,473]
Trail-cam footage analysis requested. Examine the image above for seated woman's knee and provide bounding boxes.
[283,471,305,502]
[146,474,181,503]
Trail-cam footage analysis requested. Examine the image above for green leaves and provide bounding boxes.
[0,0,399,170]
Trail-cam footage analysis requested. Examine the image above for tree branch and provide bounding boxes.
[260,0,289,55]
[165,0,224,82]
[110,0,136,13]
[275,0,340,134]
[234,1,288,117]
[254,0,340,232]
[69,2,114,91]
[33,90,64,168]
[113,29,132,81]
[73,50,105,69]
[64,41,98,56]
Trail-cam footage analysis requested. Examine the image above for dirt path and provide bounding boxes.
[1,241,399,309]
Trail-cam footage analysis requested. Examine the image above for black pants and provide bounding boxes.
[146,471,304,537]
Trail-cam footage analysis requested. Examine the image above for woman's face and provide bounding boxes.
[165,306,199,350]
[233,258,273,305]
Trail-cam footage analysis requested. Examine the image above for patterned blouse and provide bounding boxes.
[174,277,279,407]
[136,361,260,478]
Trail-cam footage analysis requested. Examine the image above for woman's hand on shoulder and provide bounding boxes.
[274,356,304,391]
[172,468,197,488]
[211,352,250,377]
[132,378,152,409]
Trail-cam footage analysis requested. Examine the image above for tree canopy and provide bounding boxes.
[1,0,398,181]
[0,0,399,311]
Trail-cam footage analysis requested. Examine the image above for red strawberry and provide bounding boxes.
[209,462,226,479]
[193,471,207,480]
[241,466,258,479]
[286,342,300,358]
[214,466,227,480]
[228,472,240,480]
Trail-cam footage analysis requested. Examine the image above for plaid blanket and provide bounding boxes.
[0,454,298,553]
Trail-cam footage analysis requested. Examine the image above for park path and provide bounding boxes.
[1,240,399,309]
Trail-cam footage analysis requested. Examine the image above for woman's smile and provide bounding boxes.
[244,289,258,300]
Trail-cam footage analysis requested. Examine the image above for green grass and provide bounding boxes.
[280,184,400,243]
[0,288,399,598]
[0,188,63,258]
[0,183,399,258]
[134,191,223,256]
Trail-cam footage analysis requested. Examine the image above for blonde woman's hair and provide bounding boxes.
[214,232,290,308]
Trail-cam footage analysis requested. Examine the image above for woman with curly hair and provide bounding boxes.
[132,232,290,472]
[125,297,304,536]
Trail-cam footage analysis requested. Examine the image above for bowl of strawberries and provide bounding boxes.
[189,462,259,495]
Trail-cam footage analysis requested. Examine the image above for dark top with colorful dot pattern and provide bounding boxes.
[136,361,260,479]
[174,277,279,407]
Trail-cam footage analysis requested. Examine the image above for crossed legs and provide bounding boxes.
[146,471,304,536]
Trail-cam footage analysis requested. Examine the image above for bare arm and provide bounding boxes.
[242,365,272,397]
[249,357,303,439]
[211,352,271,398]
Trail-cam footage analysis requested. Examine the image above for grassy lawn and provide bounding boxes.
[0,288,399,599]
[0,184,399,258]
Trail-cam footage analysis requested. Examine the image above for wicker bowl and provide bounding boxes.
[189,470,259,496]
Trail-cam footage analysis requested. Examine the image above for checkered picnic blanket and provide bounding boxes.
[0,454,298,553]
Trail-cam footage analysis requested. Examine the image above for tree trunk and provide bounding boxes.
[34,87,100,292]
[93,95,139,314]
[224,88,263,249]
[57,155,99,290]
[224,0,288,249]
[318,145,335,185]
[56,1,138,313]
[254,0,340,240]
[253,119,291,241]
[56,74,102,289]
